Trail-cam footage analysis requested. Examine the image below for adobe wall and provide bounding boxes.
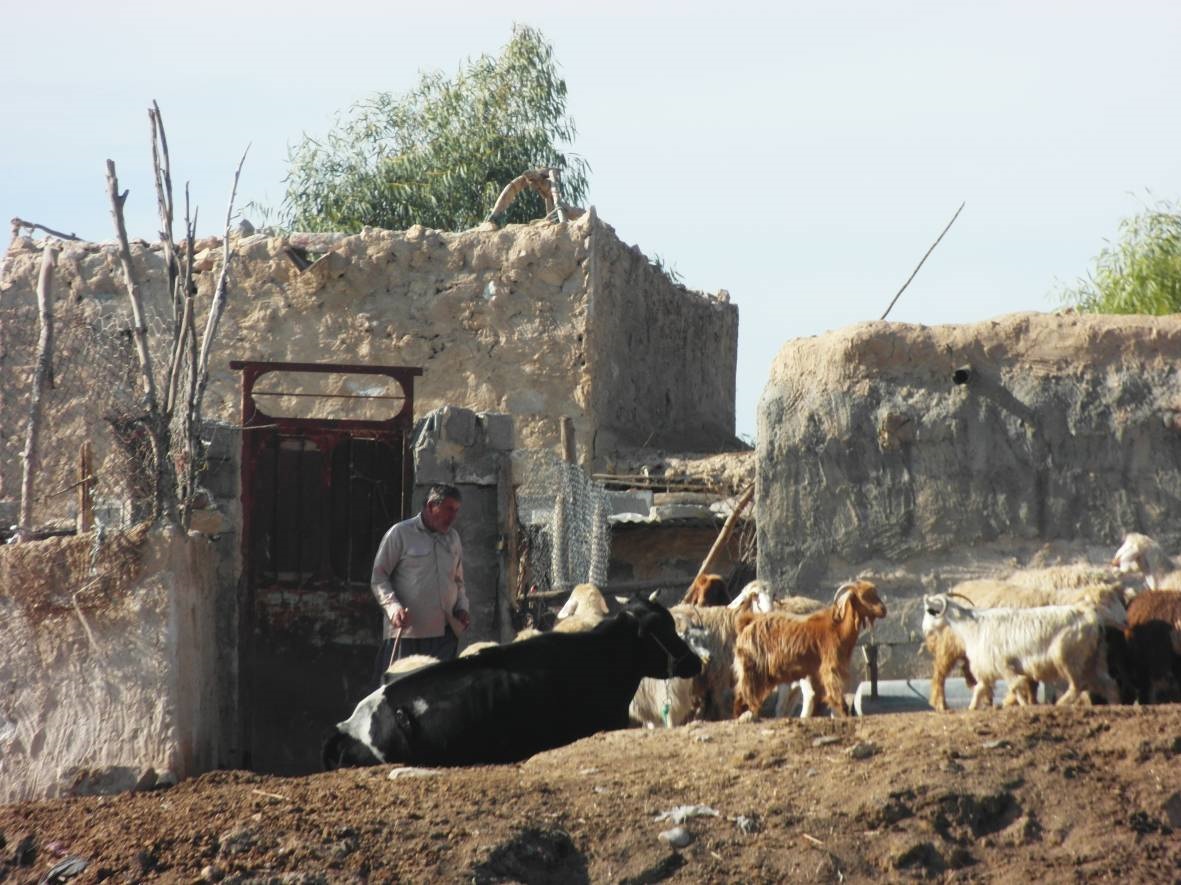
[586,236,738,453]
[0,527,222,802]
[0,213,737,529]
[757,312,1181,678]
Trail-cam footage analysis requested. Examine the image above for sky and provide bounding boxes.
[4,0,1180,441]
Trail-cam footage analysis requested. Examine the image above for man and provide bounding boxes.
[370,483,471,686]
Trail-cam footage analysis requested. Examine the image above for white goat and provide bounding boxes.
[920,594,1120,708]
[925,577,1129,711]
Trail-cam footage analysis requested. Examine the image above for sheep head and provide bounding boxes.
[1111,532,1164,589]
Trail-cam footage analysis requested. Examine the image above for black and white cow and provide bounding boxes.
[322,598,703,768]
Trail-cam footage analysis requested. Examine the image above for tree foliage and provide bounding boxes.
[1058,200,1181,314]
[281,25,589,233]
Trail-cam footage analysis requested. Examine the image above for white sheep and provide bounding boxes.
[1112,532,1181,591]
[382,653,440,685]
[628,622,713,728]
[553,583,612,633]
[920,594,1120,709]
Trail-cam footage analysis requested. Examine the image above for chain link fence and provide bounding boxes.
[2,283,179,533]
[515,453,612,601]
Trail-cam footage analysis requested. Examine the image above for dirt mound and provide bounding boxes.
[3,705,1180,883]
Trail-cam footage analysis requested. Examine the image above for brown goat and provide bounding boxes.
[731,580,886,719]
[681,573,729,607]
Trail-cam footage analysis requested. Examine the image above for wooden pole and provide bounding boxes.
[77,440,95,532]
[693,483,755,584]
[496,457,519,642]
[559,416,576,464]
[17,244,58,540]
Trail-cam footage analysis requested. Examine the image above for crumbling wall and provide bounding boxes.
[587,231,738,454]
[757,312,1181,678]
[0,214,738,529]
[0,526,222,801]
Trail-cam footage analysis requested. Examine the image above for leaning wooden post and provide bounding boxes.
[17,244,59,540]
[693,482,755,584]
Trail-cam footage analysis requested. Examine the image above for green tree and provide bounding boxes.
[280,25,589,233]
[1058,199,1181,314]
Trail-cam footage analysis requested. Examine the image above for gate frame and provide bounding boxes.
[229,359,423,770]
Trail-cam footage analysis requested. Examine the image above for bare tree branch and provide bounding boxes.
[190,145,249,439]
[149,102,180,329]
[105,159,159,414]
[880,201,966,321]
[10,217,81,242]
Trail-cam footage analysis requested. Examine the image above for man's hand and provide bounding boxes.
[390,608,410,629]
[454,608,471,631]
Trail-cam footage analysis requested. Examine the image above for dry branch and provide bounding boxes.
[190,145,249,428]
[880,201,965,321]
[17,244,59,540]
[105,159,159,413]
[9,218,81,242]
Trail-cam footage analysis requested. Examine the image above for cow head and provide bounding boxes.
[625,598,704,679]
[322,728,381,770]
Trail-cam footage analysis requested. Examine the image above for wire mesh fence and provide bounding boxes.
[2,282,180,533]
[515,453,612,598]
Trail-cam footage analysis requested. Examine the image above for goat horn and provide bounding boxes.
[924,594,947,615]
[945,591,976,607]
[832,581,855,602]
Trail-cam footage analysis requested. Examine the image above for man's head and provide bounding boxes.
[422,484,462,533]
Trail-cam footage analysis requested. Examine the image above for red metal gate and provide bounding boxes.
[231,360,422,774]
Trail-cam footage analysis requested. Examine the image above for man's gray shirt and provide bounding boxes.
[371,513,469,639]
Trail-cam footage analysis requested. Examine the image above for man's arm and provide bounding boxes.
[371,526,408,627]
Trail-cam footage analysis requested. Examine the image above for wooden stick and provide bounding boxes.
[560,416,576,464]
[693,483,754,584]
[9,217,81,242]
[105,159,159,413]
[17,244,58,540]
[189,145,248,434]
[149,102,179,331]
[77,440,94,532]
[879,201,965,321]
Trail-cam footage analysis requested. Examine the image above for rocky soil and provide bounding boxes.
[3,704,1181,883]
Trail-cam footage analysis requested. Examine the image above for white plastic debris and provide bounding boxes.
[654,804,721,824]
[387,766,440,779]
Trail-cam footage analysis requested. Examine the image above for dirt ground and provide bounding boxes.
[3,704,1181,884]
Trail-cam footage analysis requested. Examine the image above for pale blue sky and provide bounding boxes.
[4,1,1180,440]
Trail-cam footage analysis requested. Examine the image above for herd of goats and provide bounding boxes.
[381,531,1181,729]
